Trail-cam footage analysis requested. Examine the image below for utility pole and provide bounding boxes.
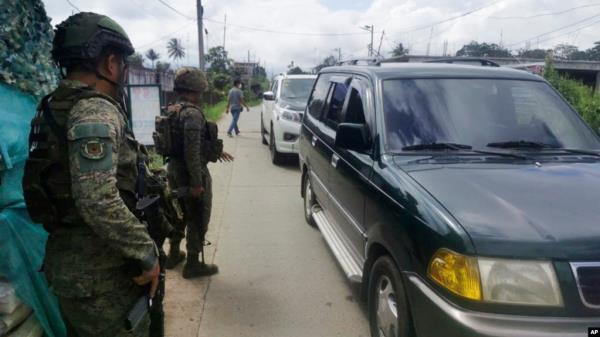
[196,0,205,70]
[377,30,385,58]
[361,25,374,57]
[333,48,342,62]
[223,14,227,51]
[426,27,434,56]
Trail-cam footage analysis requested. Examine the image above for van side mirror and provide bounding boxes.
[263,91,275,101]
[335,123,371,151]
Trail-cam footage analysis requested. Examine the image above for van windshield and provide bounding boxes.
[382,79,600,151]
[281,78,315,100]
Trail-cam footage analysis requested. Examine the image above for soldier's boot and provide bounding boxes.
[182,253,219,279]
[165,241,186,269]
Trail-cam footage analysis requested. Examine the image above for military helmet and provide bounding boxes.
[174,67,208,93]
[52,12,134,66]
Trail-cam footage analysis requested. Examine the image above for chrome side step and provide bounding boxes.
[312,209,363,282]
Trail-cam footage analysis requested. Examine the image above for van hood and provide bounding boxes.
[402,160,600,260]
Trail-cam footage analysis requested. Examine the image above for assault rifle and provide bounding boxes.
[125,159,173,337]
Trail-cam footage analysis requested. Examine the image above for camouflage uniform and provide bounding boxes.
[23,13,156,337]
[168,102,212,250]
[166,67,219,278]
[43,81,156,337]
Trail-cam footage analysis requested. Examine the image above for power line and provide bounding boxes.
[204,17,370,37]
[65,0,80,12]
[490,3,600,20]
[136,23,194,50]
[529,17,600,47]
[395,0,502,35]
[507,12,600,48]
[156,0,195,20]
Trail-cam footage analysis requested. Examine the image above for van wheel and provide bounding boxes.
[261,113,268,145]
[368,256,412,337]
[270,125,283,165]
[303,172,317,227]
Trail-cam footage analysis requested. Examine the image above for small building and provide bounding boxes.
[232,61,259,89]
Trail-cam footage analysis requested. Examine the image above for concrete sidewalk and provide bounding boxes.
[163,106,369,337]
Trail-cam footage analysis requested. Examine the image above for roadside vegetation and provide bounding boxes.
[544,58,600,131]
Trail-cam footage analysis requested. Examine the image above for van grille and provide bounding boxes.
[571,262,600,308]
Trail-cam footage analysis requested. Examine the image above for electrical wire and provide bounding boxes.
[490,3,600,20]
[395,0,502,35]
[203,17,370,37]
[155,0,369,37]
[156,0,196,20]
[506,12,600,48]
[527,17,600,46]
[136,23,195,50]
[65,0,81,12]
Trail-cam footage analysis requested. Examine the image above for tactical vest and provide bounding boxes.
[23,84,137,231]
[153,103,223,163]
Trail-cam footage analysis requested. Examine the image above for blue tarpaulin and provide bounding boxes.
[0,82,66,337]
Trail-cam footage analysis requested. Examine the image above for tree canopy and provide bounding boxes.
[456,41,511,58]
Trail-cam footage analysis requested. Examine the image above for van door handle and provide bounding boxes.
[331,154,339,168]
[311,136,318,147]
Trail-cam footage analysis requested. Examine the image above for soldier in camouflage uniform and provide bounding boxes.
[23,13,159,337]
[165,67,234,278]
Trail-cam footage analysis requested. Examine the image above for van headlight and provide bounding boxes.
[478,258,562,306]
[279,109,302,123]
[428,249,563,306]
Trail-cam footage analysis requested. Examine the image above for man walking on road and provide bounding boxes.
[165,67,234,278]
[23,12,159,337]
[225,79,250,137]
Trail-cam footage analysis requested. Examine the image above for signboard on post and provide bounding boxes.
[127,84,162,145]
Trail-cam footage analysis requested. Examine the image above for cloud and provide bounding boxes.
[42,0,600,75]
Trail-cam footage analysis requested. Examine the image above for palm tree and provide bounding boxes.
[145,49,160,69]
[167,38,186,65]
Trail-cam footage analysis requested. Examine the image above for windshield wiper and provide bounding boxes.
[471,149,530,160]
[555,148,600,157]
[487,140,558,149]
[402,142,472,151]
[487,141,600,157]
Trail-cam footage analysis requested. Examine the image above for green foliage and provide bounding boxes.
[391,43,409,57]
[456,41,511,58]
[166,38,185,61]
[206,46,232,75]
[517,49,549,59]
[155,61,171,72]
[1,0,59,98]
[128,53,144,67]
[314,55,337,72]
[145,49,160,68]
[288,66,305,75]
[544,58,600,130]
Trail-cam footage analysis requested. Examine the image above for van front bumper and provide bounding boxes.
[405,274,598,337]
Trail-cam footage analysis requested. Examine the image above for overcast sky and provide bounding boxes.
[42,0,600,75]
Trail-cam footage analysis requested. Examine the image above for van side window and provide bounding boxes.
[307,74,333,118]
[272,80,280,97]
[344,87,366,124]
[324,82,349,126]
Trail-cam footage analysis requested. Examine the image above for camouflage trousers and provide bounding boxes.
[58,283,149,337]
[168,162,213,256]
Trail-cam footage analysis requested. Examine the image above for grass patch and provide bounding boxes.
[204,100,228,122]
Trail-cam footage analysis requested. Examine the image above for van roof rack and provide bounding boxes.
[425,57,500,67]
[337,58,382,66]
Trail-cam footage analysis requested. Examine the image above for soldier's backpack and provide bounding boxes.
[23,86,118,230]
[153,104,223,163]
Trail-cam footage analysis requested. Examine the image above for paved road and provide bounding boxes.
[163,106,369,337]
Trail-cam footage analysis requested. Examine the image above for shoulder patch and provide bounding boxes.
[81,140,106,160]
[69,123,110,140]
[68,123,114,173]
